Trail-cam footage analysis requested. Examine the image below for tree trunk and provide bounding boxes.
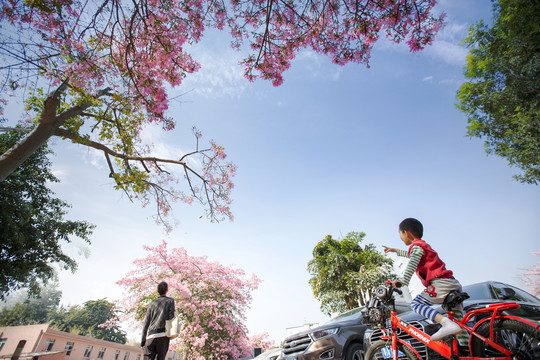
[0,82,66,180]
[0,120,61,180]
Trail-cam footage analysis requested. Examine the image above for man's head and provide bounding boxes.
[398,218,423,244]
[157,281,168,296]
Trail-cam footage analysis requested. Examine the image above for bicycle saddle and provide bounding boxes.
[443,290,470,310]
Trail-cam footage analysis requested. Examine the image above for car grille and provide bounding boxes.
[282,333,313,357]
[369,321,429,360]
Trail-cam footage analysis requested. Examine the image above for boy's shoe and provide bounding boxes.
[431,318,462,341]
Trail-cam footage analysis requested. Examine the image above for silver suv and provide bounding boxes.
[281,303,411,360]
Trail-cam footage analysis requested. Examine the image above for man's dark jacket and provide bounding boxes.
[141,296,175,346]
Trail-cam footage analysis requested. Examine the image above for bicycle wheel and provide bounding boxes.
[365,339,419,360]
[470,318,540,360]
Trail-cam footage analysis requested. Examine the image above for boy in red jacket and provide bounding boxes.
[383,218,462,341]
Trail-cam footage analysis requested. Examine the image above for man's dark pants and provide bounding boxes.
[143,337,170,360]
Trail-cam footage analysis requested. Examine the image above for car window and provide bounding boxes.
[463,283,491,300]
[492,282,540,304]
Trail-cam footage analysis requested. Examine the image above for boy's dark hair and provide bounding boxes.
[399,218,423,239]
[157,281,168,296]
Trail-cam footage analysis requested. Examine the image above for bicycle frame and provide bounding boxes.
[380,302,524,360]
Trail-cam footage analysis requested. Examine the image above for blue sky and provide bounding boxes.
[4,0,539,345]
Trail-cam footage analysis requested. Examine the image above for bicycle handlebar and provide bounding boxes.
[384,280,403,295]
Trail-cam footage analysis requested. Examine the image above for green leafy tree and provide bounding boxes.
[0,284,126,344]
[307,231,394,315]
[0,284,62,326]
[54,299,127,344]
[0,129,94,299]
[456,0,540,184]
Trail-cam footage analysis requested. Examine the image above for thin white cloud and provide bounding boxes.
[331,67,343,81]
[422,19,471,66]
[371,13,471,67]
[179,43,248,99]
[50,168,69,182]
[439,21,469,43]
[424,40,468,66]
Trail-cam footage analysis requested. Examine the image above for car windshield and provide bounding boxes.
[327,307,365,323]
[464,283,491,300]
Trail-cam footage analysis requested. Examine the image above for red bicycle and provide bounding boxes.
[363,281,540,360]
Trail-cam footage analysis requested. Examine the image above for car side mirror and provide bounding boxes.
[498,287,516,300]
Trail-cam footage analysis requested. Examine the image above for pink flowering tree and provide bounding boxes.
[248,332,276,352]
[116,241,262,359]
[521,251,540,298]
[0,0,444,227]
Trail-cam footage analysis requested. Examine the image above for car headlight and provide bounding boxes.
[311,327,339,340]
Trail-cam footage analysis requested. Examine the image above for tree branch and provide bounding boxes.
[54,128,188,167]
[0,85,112,181]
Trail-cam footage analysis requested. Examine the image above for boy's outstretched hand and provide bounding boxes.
[382,245,397,254]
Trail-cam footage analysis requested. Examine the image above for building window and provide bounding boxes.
[0,338,6,352]
[44,338,55,351]
[97,347,106,359]
[123,351,130,360]
[65,342,74,356]
[114,350,121,360]
[84,345,93,358]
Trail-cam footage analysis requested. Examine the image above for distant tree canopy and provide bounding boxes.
[307,231,395,315]
[53,300,127,344]
[0,285,126,344]
[0,283,61,326]
[457,0,540,184]
[0,129,94,299]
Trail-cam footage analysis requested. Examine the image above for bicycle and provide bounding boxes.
[363,281,540,360]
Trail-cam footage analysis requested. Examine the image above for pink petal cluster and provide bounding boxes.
[247,332,275,351]
[116,241,262,359]
[0,0,444,104]
[520,250,540,298]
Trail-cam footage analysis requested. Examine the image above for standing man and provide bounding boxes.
[141,281,175,360]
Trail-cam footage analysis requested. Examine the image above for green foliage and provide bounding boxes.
[53,299,127,344]
[456,0,540,184]
[307,231,395,315]
[0,130,95,299]
[0,285,126,344]
[0,284,62,326]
